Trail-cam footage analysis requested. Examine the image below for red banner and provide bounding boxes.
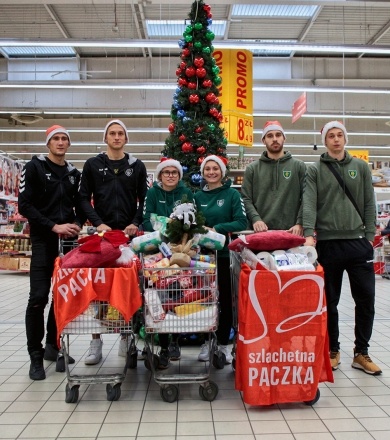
[292,92,307,124]
[52,258,142,341]
[235,264,333,405]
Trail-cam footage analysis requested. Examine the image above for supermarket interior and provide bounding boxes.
[1,0,390,439]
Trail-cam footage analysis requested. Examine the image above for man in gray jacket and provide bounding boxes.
[303,120,381,375]
[242,120,306,235]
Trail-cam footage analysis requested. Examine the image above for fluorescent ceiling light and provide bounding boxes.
[1,46,76,58]
[1,39,390,55]
[232,4,319,18]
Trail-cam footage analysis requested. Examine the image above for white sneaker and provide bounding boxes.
[118,338,129,357]
[84,339,103,365]
[219,345,233,364]
[198,343,210,362]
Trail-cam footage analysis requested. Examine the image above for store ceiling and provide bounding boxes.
[0,0,390,169]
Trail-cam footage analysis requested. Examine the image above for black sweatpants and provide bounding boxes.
[316,238,375,354]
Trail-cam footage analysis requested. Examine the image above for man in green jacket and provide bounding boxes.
[303,120,381,375]
[241,120,306,235]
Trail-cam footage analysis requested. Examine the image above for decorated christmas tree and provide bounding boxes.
[162,0,228,190]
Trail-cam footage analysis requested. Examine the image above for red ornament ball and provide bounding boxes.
[205,92,216,103]
[188,82,197,89]
[189,94,200,104]
[195,126,203,133]
[194,57,205,67]
[181,48,190,57]
[179,134,186,142]
[198,156,206,165]
[181,142,193,153]
[178,78,188,86]
[196,146,206,155]
[180,61,186,70]
[202,79,212,88]
[185,66,196,77]
[196,67,207,78]
[168,123,175,133]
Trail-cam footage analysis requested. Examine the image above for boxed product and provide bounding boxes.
[19,257,31,271]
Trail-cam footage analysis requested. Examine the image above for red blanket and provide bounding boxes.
[235,263,333,406]
[52,257,142,342]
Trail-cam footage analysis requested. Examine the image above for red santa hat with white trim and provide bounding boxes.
[45,125,71,145]
[200,154,228,177]
[261,120,286,140]
[321,120,348,146]
[156,158,183,179]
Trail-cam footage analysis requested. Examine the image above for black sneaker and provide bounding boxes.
[168,342,181,360]
[29,351,46,381]
[44,344,75,365]
[158,349,170,369]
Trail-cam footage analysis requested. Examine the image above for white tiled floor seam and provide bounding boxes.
[0,271,389,439]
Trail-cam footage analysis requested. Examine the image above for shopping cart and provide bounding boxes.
[140,256,220,402]
[52,239,142,403]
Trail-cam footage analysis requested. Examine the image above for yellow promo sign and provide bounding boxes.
[214,49,253,146]
[348,149,369,163]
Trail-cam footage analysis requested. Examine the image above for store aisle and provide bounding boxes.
[0,271,389,440]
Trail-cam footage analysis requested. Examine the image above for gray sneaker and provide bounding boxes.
[84,339,103,365]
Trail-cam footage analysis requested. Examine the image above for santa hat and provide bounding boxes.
[262,120,286,140]
[156,158,183,179]
[200,155,228,177]
[102,119,129,142]
[321,120,348,146]
[46,125,71,145]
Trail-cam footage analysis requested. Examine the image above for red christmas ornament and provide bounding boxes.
[178,77,188,86]
[181,142,193,153]
[207,12,212,19]
[181,48,190,57]
[189,94,200,104]
[185,66,196,77]
[214,97,219,105]
[209,107,219,117]
[195,126,203,133]
[205,92,216,103]
[188,82,197,89]
[175,68,182,76]
[198,156,206,165]
[217,148,224,153]
[218,113,224,122]
[168,123,175,133]
[196,146,206,155]
[196,67,207,78]
[179,134,186,142]
[202,79,212,88]
[204,4,211,12]
[180,61,187,70]
[194,57,205,67]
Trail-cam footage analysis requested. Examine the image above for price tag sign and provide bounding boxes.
[222,112,254,146]
[348,149,369,163]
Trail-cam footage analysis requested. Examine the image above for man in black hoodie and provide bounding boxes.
[19,125,84,380]
[79,119,148,365]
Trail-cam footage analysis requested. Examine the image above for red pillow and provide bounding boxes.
[61,240,121,268]
[228,230,305,252]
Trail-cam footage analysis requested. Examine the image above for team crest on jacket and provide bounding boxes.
[348,170,357,179]
[217,199,224,207]
[283,171,291,179]
[125,168,133,177]
[69,176,75,185]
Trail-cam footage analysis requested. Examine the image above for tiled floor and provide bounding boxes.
[0,270,389,440]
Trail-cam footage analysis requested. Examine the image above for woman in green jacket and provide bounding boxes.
[142,158,193,369]
[194,155,247,364]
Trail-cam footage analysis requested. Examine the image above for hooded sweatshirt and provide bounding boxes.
[142,180,194,232]
[303,151,376,241]
[194,179,248,256]
[241,151,306,230]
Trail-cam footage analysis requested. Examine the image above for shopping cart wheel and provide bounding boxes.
[65,384,79,403]
[304,388,320,406]
[199,381,219,401]
[144,354,159,371]
[126,350,138,369]
[106,383,121,401]
[212,350,226,369]
[160,385,179,403]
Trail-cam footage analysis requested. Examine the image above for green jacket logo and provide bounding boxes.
[283,171,292,179]
[348,170,357,179]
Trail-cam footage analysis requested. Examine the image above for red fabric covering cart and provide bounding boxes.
[235,263,333,406]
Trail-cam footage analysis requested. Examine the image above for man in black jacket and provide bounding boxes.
[79,119,148,364]
[19,125,85,380]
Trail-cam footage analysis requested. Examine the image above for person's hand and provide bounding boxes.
[52,223,81,238]
[124,224,138,237]
[304,236,315,246]
[96,224,112,233]
[253,221,268,232]
[287,224,303,236]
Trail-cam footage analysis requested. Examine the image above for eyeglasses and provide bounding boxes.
[161,170,179,177]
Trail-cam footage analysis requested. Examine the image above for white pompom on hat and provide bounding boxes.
[45,125,71,145]
[321,120,348,146]
[262,120,286,140]
[156,158,183,179]
[200,154,228,177]
[102,119,129,142]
